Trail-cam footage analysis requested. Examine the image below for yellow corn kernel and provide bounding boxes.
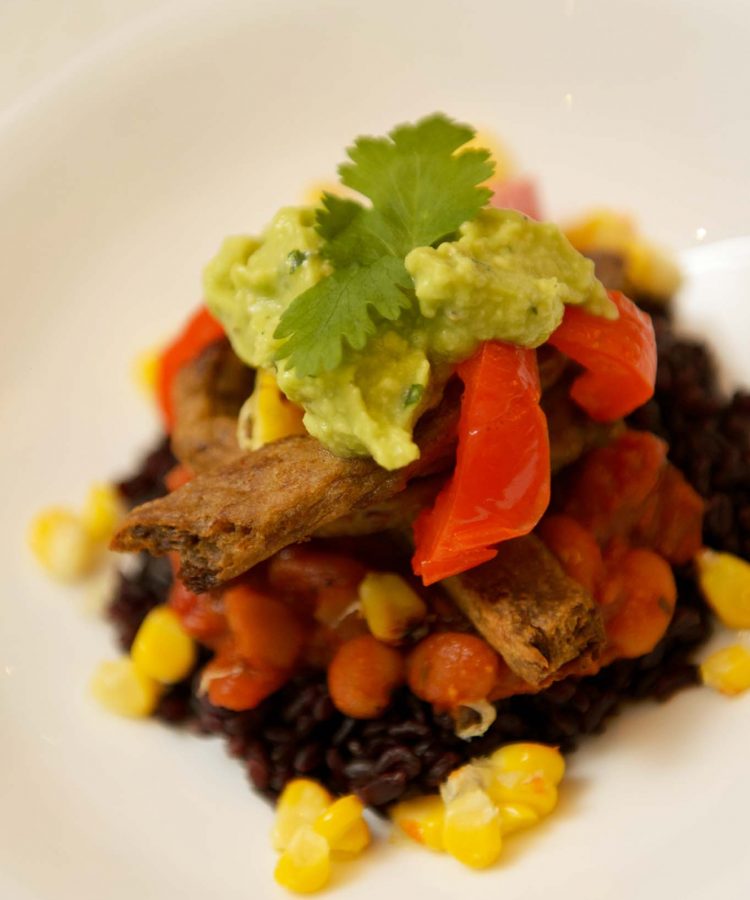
[273,779,334,852]
[131,346,161,397]
[488,742,565,787]
[391,795,446,851]
[302,180,347,205]
[485,768,558,818]
[130,606,196,685]
[359,572,427,643]
[696,549,750,630]
[81,482,124,542]
[28,507,97,581]
[625,238,682,300]
[443,788,502,869]
[701,645,750,696]
[328,817,371,859]
[463,130,515,183]
[564,209,637,254]
[440,763,486,804]
[242,369,306,451]
[90,658,161,717]
[313,795,364,847]
[274,826,331,894]
[498,801,540,835]
[484,743,564,818]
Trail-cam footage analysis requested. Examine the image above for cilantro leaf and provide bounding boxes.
[316,193,361,242]
[317,195,387,268]
[275,114,494,376]
[274,256,413,376]
[336,115,493,255]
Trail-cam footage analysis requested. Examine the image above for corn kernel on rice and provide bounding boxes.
[313,795,365,848]
[391,795,446,851]
[696,549,750,630]
[701,645,750,696]
[273,780,333,852]
[130,606,196,684]
[489,742,565,786]
[274,826,331,894]
[359,571,427,643]
[82,482,124,542]
[131,346,161,397]
[90,658,161,717]
[28,507,97,581]
[442,788,503,869]
[327,817,370,859]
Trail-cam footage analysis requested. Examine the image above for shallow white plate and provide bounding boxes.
[1,1,749,898]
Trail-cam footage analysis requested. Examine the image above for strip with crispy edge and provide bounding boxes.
[170,339,254,474]
[111,383,461,591]
[314,476,444,538]
[443,534,605,686]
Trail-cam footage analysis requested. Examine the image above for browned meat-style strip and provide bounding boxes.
[169,336,613,516]
[442,534,605,686]
[171,340,255,473]
[536,345,569,392]
[584,250,627,293]
[315,377,617,539]
[111,383,461,591]
[543,378,623,473]
[314,476,443,538]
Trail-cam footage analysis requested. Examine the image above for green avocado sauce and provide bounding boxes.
[204,206,615,470]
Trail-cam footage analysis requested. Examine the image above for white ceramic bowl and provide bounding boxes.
[1,2,748,898]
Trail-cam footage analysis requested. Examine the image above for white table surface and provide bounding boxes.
[1,0,169,116]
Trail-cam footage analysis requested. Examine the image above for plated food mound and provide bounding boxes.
[31,115,750,892]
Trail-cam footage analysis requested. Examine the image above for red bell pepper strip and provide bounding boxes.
[547,290,656,422]
[156,306,225,431]
[412,342,551,585]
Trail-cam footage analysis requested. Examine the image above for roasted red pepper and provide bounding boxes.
[156,306,225,431]
[547,290,656,422]
[168,578,225,642]
[202,654,287,712]
[412,342,550,585]
[557,429,704,565]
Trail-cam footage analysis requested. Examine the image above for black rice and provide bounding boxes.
[105,308,749,810]
[183,566,709,811]
[116,436,175,508]
[629,310,750,558]
[106,554,172,652]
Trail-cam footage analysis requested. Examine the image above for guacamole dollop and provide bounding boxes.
[204,206,615,470]
[205,208,431,469]
[406,208,615,359]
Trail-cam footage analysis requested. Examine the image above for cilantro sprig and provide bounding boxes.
[274,114,494,377]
